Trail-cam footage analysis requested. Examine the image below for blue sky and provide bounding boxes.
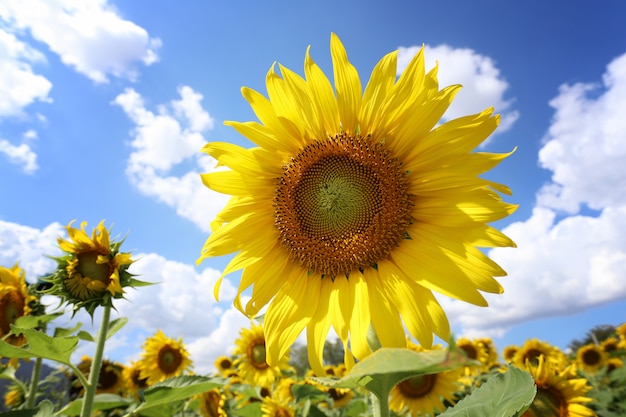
[1,0,625,373]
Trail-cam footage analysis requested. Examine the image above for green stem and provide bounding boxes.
[371,392,390,417]
[25,357,43,408]
[80,304,112,417]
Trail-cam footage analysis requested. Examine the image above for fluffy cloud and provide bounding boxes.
[0,0,160,83]
[113,86,228,232]
[0,220,63,279]
[441,51,626,339]
[0,137,38,173]
[398,44,519,135]
[0,28,52,118]
[537,53,626,213]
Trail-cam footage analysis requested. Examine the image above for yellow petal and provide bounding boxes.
[330,33,362,133]
[304,46,340,135]
[363,267,406,348]
[347,270,371,361]
[306,276,333,375]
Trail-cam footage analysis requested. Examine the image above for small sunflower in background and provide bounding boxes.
[3,384,25,409]
[456,337,489,376]
[197,388,228,417]
[576,343,608,374]
[214,355,235,376]
[512,338,567,369]
[518,356,596,417]
[600,336,619,354]
[476,337,499,368]
[502,345,519,363]
[69,356,126,399]
[233,323,290,387]
[42,220,140,316]
[122,361,149,399]
[261,396,295,417]
[389,342,464,416]
[197,33,517,374]
[138,330,193,385]
[0,263,36,349]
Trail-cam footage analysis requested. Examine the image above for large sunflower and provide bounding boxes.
[233,323,290,387]
[519,356,596,417]
[44,220,135,316]
[138,330,193,385]
[0,263,36,346]
[576,344,608,374]
[198,33,516,374]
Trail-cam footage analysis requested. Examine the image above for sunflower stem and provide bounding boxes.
[25,356,43,408]
[80,303,112,417]
[371,392,390,417]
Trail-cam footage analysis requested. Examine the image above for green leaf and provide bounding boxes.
[53,322,83,338]
[310,346,471,402]
[134,375,226,414]
[77,330,95,342]
[0,327,78,365]
[0,400,55,417]
[438,366,536,417]
[57,394,132,416]
[230,402,262,417]
[128,277,154,287]
[291,383,327,403]
[105,317,128,340]
[13,313,62,329]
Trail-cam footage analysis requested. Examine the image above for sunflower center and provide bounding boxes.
[398,374,437,398]
[275,133,412,277]
[524,387,566,417]
[77,251,111,284]
[98,363,120,390]
[0,291,24,335]
[460,344,477,360]
[158,345,183,374]
[248,342,269,369]
[524,348,543,365]
[582,348,601,365]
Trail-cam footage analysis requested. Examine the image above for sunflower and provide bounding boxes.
[3,384,24,409]
[502,345,519,363]
[606,357,623,373]
[69,356,126,399]
[512,338,566,370]
[389,341,463,416]
[214,355,235,376]
[197,33,516,374]
[0,263,36,346]
[138,330,193,385]
[456,337,489,376]
[198,388,228,417]
[122,361,149,398]
[600,337,619,353]
[43,220,136,316]
[576,344,608,374]
[233,323,290,387]
[476,337,499,367]
[519,356,596,417]
[261,396,295,417]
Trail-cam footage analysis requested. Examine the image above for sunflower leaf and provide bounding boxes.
[438,366,536,417]
[310,346,471,403]
[1,326,78,365]
[105,317,128,341]
[13,313,63,329]
[134,375,226,414]
[57,394,132,416]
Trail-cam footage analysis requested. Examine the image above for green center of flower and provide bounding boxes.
[525,387,565,417]
[77,251,110,283]
[249,343,269,369]
[398,374,437,398]
[275,133,413,277]
[158,345,183,374]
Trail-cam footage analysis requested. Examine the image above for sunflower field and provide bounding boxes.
[1,33,624,417]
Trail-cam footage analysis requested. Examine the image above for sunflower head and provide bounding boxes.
[41,220,139,316]
[0,263,37,347]
[502,345,519,363]
[260,396,295,417]
[3,384,24,409]
[214,355,235,376]
[512,339,566,370]
[197,388,227,417]
[198,33,516,374]
[233,323,290,387]
[519,355,596,417]
[138,330,193,385]
[122,361,150,398]
[576,343,608,374]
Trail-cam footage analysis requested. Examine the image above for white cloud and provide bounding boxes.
[0,28,52,118]
[397,44,519,135]
[0,220,63,279]
[113,87,228,232]
[537,52,626,213]
[0,137,38,173]
[0,0,161,83]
